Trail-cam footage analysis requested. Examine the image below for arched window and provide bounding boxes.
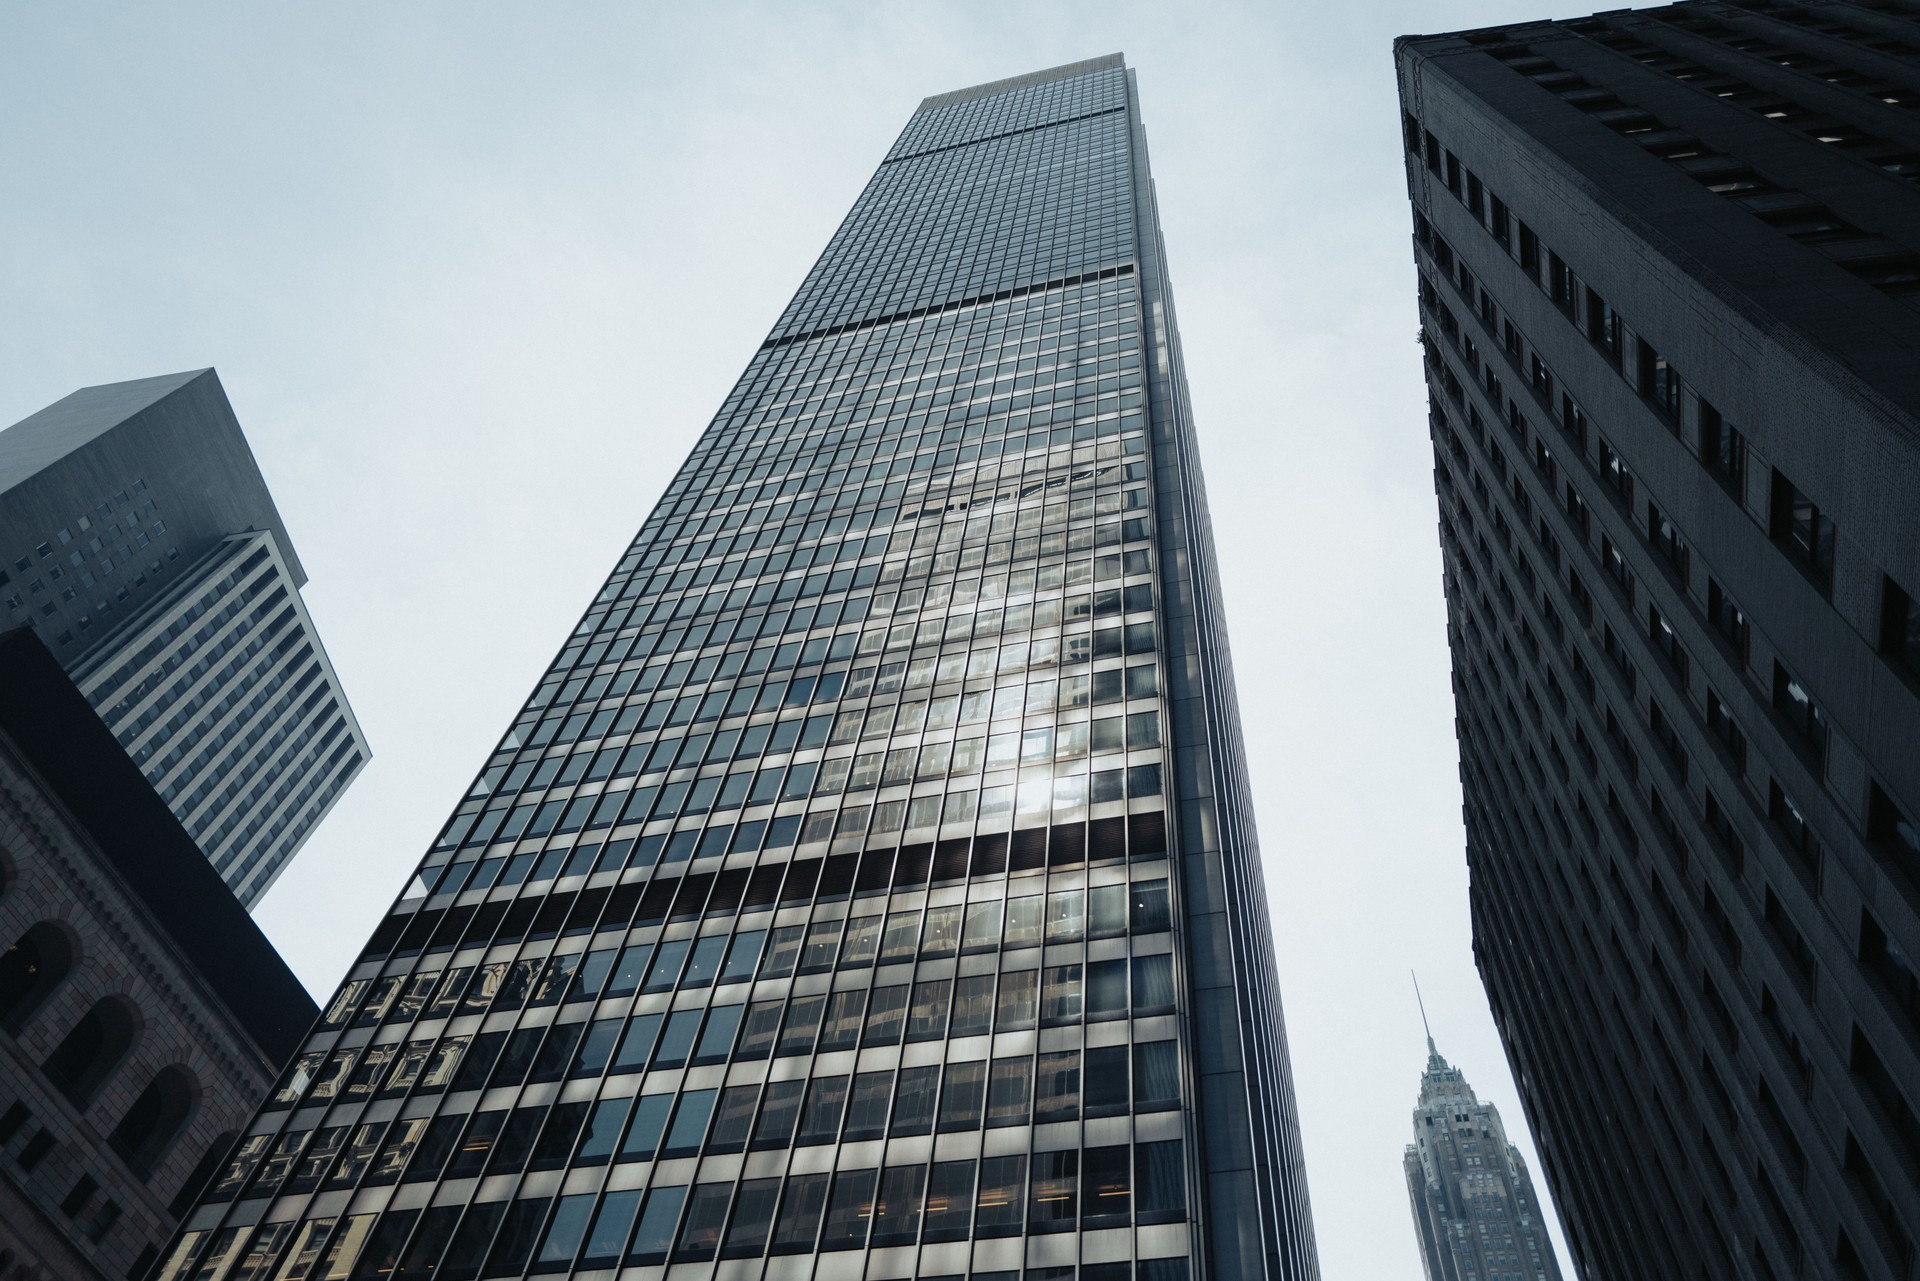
[42,996,139,1107]
[109,1065,197,1176]
[0,922,76,1033]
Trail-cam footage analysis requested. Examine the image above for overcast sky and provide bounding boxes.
[3,3,1597,1275]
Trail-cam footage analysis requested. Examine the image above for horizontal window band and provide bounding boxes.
[762,264,1136,353]
[883,104,1127,166]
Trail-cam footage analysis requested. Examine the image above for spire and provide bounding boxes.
[1413,971,1442,1065]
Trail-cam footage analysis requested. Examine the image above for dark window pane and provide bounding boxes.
[674,1182,732,1261]
[799,1075,851,1144]
[1137,1139,1187,1218]
[1028,1149,1078,1231]
[863,985,909,1044]
[987,1055,1032,1126]
[579,1189,640,1265]
[1134,1041,1178,1108]
[950,975,995,1036]
[569,1097,629,1165]
[769,1172,829,1253]
[820,1168,878,1250]
[706,1085,759,1152]
[618,1093,674,1161]
[938,1061,987,1131]
[1087,959,1128,1019]
[872,1164,928,1245]
[752,1079,805,1149]
[891,1064,938,1135]
[818,990,866,1050]
[1082,1145,1131,1225]
[481,1196,550,1278]
[609,1013,662,1074]
[662,1089,716,1155]
[625,1185,686,1264]
[1035,1050,1080,1121]
[923,1159,976,1241]
[907,979,953,1040]
[1085,1046,1129,1114]
[651,1009,703,1068]
[723,1178,781,1258]
[975,1155,1026,1236]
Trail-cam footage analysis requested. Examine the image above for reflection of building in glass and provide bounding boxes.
[1401,7,1920,1278]
[160,55,1321,1281]
[0,371,366,904]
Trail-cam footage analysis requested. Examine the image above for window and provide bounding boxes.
[1639,342,1682,422]
[1699,399,1745,491]
[1770,468,1835,589]
[1879,575,1920,676]
[0,922,74,1032]
[1647,504,1689,582]
[1585,286,1620,363]
[1649,607,1690,688]
[41,997,138,1107]
[1599,437,1634,507]
[1867,783,1920,886]
[107,1066,195,1176]
[1773,662,1829,763]
[1706,578,1750,666]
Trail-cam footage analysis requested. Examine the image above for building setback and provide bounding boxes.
[0,628,318,1281]
[153,54,1322,1281]
[1402,1037,1563,1281]
[1399,4,1920,1279]
[0,370,367,905]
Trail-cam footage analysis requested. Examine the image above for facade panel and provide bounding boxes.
[1399,5,1920,1279]
[158,56,1319,1281]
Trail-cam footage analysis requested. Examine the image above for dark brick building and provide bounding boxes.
[0,628,316,1280]
[1399,4,1920,1279]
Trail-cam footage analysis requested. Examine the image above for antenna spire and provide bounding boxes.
[1412,970,1437,1058]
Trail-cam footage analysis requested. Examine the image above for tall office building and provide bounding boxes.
[153,54,1321,1281]
[0,370,367,905]
[1400,4,1920,1279]
[1402,1036,1562,1281]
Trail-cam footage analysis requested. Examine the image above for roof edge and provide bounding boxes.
[918,53,1125,113]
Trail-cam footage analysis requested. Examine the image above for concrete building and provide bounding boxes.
[1402,1037,1562,1281]
[155,54,1322,1281]
[1400,4,1920,1278]
[0,370,367,905]
[0,627,318,1281]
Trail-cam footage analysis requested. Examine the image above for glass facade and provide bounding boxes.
[158,54,1318,1281]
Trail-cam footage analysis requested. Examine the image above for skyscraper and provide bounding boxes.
[0,370,367,905]
[1400,5,1920,1279]
[1402,1036,1562,1281]
[156,54,1320,1281]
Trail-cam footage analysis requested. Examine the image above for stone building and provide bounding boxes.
[0,627,316,1279]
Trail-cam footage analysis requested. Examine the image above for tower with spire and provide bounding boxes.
[1403,984,1563,1281]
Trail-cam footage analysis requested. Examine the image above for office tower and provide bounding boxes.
[156,53,1322,1281]
[1402,1035,1562,1281]
[0,628,319,1281]
[1400,4,1920,1279]
[0,370,368,905]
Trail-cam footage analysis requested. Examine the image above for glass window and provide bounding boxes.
[798,1075,850,1144]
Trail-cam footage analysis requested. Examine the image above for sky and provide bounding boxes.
[2,3,1596,1276]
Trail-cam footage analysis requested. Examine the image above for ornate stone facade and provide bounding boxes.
[0,628,315,1280]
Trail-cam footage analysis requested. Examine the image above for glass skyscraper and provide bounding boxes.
[156,54,1319,1281]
